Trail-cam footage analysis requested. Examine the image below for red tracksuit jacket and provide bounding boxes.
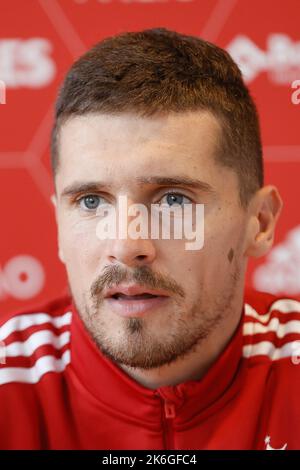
[0,288,299,450]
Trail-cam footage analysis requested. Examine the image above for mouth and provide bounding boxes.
[110,292,161,300]
[104,287,170,317]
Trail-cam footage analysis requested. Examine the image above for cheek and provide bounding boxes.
[60,217,101,268]
[206,231,238,263]
[199,214,245,278]
[205,207,245,254]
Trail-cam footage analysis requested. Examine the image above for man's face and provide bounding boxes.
[54,111,249,369]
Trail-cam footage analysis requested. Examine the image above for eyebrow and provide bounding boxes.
[60,176,216,199]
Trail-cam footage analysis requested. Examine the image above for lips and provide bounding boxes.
[111,293,159,300]
[104,284,170,299]
[104,284,170,317]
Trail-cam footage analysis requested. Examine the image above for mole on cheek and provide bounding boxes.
[227,248,234,263]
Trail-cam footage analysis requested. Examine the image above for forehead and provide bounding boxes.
[56,111,227,190]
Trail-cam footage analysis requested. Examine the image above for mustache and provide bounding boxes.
[90,264,185,300]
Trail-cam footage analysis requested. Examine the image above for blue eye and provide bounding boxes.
[79,195,101,211]
[161,193,192,207]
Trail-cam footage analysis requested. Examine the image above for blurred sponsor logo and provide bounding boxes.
[227,34,300,84]
[0,39,55,88]
[0,255,45,301]
[253,226,300,295]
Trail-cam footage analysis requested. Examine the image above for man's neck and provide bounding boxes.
[119,296,244,390]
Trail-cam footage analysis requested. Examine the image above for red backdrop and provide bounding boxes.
[0,0,299,315]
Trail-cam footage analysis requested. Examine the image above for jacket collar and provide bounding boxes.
[68,298,245,424]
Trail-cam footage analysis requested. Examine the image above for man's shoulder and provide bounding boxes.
[244,288,300,313]
[0,295,72,326]
[243,288,300,364]
[0,295,73,386]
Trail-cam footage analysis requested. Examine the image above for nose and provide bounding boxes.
[103,195,157,267]
[107,238,156,268]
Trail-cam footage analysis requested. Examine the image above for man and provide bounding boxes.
[0,27,299,450]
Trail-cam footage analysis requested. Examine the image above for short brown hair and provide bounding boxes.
[51,27,263,208]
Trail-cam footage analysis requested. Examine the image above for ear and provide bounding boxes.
[244,185,283,258]
[50,193,65,264]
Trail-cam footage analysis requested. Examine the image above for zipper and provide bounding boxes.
[161,398,176,449]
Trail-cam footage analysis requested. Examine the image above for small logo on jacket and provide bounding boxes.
[265,435,287,450]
